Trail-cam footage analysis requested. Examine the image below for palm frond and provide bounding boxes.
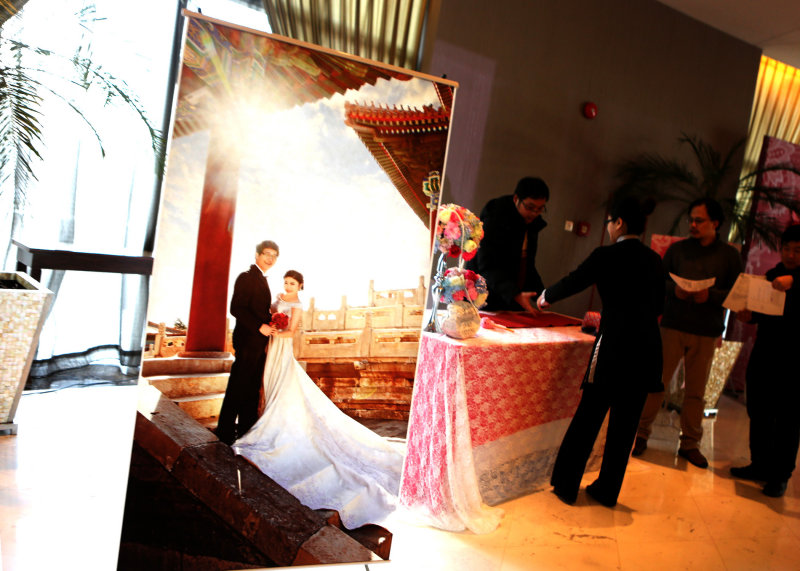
[616,153,699,200]
[739,163,800,191]
[731,165,800,247]
[677,133,745,198]
[680,133,720,194]
[719,137,746,177]
[741,214,788,251]
[0,57,44,209]
[0,11,165,205]
[69,54,164,160]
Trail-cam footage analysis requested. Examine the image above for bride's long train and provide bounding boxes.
[233,335,405,529]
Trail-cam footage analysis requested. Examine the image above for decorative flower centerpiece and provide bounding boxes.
[434,204,483,261]
[424,202,486,338]
[440,268,488,308]
[270,312,289,330]
[437,267,488,339]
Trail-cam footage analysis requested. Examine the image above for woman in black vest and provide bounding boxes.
[538,197,664,507]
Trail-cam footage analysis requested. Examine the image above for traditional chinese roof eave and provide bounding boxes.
[172,17,413,139]
[344,101,450,225]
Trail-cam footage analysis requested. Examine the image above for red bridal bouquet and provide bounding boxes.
[270,312,289,330]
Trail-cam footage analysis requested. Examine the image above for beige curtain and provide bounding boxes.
[740,56,800,179]
[261,0,436,70]
[743,56,800,171]
[732,56,800,240]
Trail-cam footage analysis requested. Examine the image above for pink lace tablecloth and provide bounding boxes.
[399,327,596,533]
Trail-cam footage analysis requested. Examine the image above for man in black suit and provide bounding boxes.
[467,177,549,313]
[216,240,278,445]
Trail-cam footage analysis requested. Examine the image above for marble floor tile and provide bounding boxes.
[613,494,713,544]
[617,538,726,571]
[693,493,792,539]
[502,491,617,549]
[387,523,507,570]
[714,531,800,571]
[1,385,137,571]
[502,540,622,570]
[621,460,694,499]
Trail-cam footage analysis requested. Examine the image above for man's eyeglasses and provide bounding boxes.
[520,201,547,214]
[260,251,279,259]
[688,216,710,225]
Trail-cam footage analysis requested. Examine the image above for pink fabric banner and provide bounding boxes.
[728,136,800,391]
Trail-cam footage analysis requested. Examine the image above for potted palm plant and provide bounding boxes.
[1,1,163,263]
[614,133,800,249]
[0,271,52,433]
[0,1,163,431]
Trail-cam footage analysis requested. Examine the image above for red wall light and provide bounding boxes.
[582,102,598,119]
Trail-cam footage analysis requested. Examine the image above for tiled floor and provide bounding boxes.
[0,382,137,571]
[1,377,798,570]
[378,395,800,571]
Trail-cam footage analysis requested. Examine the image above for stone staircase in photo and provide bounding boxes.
[132,355,402,565]
[122,382,391,568]
[140,355,232,430]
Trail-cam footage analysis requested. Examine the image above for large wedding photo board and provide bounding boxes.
[117,10,457,568]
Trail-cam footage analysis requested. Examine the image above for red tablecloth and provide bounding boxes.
[399,327,598,533]
[478,310,582,328]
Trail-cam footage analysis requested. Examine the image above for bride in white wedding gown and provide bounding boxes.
[233,270,405,529]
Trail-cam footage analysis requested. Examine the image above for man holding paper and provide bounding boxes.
[730,225,800,497]
[634,198,742,468]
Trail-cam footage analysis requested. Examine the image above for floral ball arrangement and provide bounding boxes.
[435,204,483,261]
[270,311,289,330]
[439,268,488,308]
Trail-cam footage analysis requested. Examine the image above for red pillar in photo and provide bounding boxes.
[184,131,240,354]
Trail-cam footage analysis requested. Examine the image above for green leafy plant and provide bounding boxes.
[0,3,164,259]
[614,133,800,249]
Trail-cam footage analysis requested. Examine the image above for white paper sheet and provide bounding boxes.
[723,273,785,316]
[722,273,750,312]
[669,272,716,292]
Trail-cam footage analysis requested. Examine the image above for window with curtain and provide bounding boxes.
[1,0,177,375]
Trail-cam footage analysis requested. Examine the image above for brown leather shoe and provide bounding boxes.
[632,436,647,457]
[678,447,708,469]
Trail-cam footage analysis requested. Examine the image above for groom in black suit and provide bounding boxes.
[216,240,279,445]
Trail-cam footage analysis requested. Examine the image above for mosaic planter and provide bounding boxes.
[0,272,53,434]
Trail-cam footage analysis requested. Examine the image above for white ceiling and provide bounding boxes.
[658,0,800,69]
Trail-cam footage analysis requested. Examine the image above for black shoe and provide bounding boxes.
[585,482,617,508]
[632,437,647,457]
[678,448,708,469]
[729,464,767,482]
[763,481,788,498]
[552,486,577,505]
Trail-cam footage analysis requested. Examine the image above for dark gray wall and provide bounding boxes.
[427,0,760,317]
